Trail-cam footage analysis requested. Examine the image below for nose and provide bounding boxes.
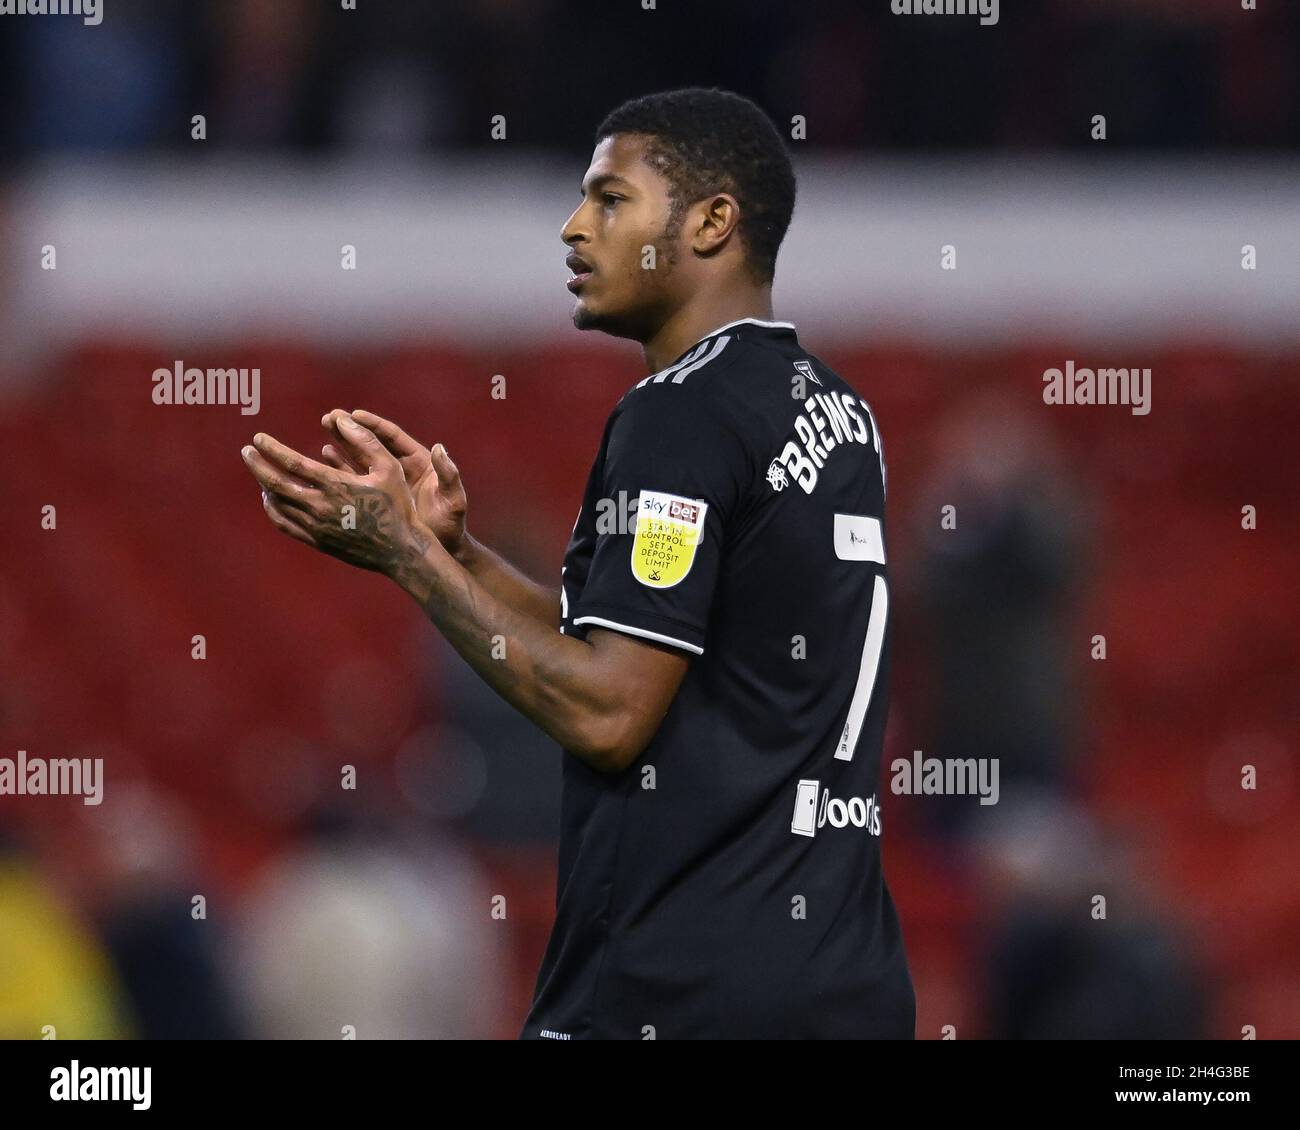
[560,200,588,248]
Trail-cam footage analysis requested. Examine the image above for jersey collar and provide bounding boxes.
[639,317,797,386]
[689,316,797,349]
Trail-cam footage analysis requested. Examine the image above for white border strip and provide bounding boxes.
[572,615,703,656]
[6,155,1300,372]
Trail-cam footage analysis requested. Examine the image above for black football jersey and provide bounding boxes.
[521,317,914,1040]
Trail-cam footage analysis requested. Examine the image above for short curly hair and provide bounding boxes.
[594,87,796,286]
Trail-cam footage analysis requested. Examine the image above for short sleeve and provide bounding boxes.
[570,390,750,655]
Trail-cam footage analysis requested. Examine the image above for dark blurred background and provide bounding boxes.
[1,0,1297,1040]
[2,0,1298,157]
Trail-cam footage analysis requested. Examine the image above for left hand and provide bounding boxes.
[241,414,437,576]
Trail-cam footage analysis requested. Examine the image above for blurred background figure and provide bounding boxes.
[90,783,242,1039]
[911,392,1089,841]
[231,808,504,1040]
[0,830,132,1040]
[974,791,1207,1040]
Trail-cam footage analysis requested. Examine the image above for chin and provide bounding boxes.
[572,301,620,333]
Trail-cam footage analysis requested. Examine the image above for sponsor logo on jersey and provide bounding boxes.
[790,778,882,837]
[630,489,708,588]
[794,359,822,386]
[833,512,886,564]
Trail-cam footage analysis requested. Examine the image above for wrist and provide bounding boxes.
[450,531,478,569]
[388,521,444,603]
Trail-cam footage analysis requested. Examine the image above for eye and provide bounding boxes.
[602,192,623,206]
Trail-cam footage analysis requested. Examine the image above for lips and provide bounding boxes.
[566,253,594,292]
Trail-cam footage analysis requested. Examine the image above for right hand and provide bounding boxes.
[321,408,469,558]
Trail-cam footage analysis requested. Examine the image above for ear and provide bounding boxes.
[692,193,741,257]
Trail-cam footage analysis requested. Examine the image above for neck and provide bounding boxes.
[642,286,775,374]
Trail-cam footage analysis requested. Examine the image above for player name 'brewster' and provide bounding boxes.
[769,387,882,496]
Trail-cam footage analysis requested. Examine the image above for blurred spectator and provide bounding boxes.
[911,393,1089,839]
[412,634,562,844]
[210,0,320,149]
[75,783,242,1039]
[15,1,197,152]
[100,889,242,1039]
[975,792,1208,1039]
[230,809,505,1039]
[0,835,133,1039]
[6,0,1298,157]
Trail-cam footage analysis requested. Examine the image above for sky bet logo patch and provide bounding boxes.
[630,489,707,588]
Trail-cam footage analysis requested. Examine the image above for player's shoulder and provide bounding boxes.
[609,318,882,480]
[621,326,743,399]
[615,317,805,422]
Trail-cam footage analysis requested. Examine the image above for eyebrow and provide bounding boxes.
[579,173,634,196]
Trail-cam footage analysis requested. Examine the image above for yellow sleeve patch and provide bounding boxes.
[629,489,708,589]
